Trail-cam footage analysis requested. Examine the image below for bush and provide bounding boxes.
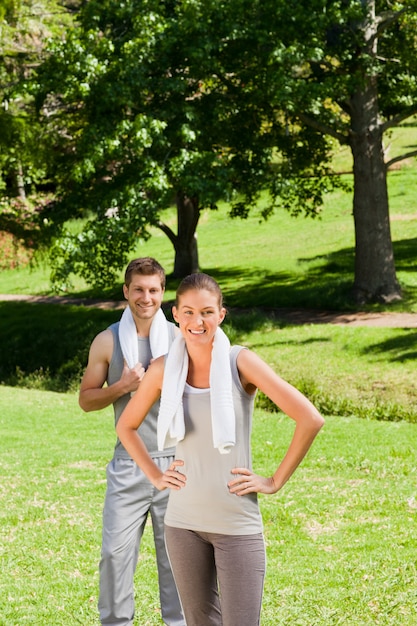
[0,231,33,270]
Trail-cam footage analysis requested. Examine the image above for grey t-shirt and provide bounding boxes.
[107,320,176,459]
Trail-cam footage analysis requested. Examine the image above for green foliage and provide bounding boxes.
[3,1,417,296]
[264,0,417,115]
[48,209,152,290]
[0,0,78,254]
[0,0,75,180]
[33,0,347,286]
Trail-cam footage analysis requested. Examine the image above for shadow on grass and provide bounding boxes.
[0,302,121,390]
[199,234,417,313]
[196,259,355,311]
[393,237,417,273]
[238,334,331,354]
[364,330,417,363]
[69,244,357,308]
[0,297,332,391]
[2,231,417,390]
[66,233,417,314]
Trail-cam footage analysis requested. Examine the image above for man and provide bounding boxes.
[79,257,184,626]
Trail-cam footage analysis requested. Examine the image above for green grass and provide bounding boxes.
[0,300,416,422]
[225,316,417,423]
[1,129,417,624]
[1,162,417,312]
[0,386,416,625]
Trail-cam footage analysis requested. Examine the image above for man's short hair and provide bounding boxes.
[124,257,166,290]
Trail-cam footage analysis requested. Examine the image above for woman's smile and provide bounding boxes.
[172,288,226,342]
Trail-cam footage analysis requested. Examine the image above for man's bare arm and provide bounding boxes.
[79,329,144,412]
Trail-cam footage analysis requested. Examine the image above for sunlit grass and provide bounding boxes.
[1,161,417,312]
[0,387,416,625]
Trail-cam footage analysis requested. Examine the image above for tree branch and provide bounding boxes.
[376,7,409,35]
[386,150,417,170]
[365,6,409,51]
[297,112,349,144]
[382,108,417,132]
[156,220,177,245]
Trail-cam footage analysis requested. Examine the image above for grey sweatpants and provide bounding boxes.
[98,456,184,626]
[165,526,266,626]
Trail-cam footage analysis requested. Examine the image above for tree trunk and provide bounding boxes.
[16,160,26,202]
[348,2,401,304]
[172,193,200,278]
[349,106,401,303]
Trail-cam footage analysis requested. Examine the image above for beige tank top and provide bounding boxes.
[164,345,263,535]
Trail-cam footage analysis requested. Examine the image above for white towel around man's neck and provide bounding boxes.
[157,327,236,454]
[118,307,169,367]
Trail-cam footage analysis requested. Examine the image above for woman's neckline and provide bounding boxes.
[185,381,210,393]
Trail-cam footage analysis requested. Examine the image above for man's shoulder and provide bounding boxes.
[108,320,120,331]
[94,322,118,344]
[87,326,115,362]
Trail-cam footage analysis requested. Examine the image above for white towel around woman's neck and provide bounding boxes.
[157,327,236,454]
[118,307,169,367]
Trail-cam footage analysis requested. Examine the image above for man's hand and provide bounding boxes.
[121,362,146,394]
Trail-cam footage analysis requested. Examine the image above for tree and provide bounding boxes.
[35,0,287,287]
[250,0,417,303]
[23,0,417,302]
[0,0,79,249]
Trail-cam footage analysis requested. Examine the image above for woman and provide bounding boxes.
[116,273,324,626]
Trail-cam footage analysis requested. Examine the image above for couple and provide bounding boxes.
[80,257,324,626]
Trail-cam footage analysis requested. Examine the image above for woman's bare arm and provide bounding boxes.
[116,357,186,490]
[228,349,324,496]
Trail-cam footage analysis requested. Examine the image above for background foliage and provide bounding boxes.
[2,1,417,300]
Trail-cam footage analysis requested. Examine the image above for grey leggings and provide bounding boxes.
[165,526,266,626]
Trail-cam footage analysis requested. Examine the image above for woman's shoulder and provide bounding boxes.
[231,344,257,361]
[145,354,166,386]
[230,344,248,358]
[230,346,258,396]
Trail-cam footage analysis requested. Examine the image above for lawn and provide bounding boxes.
[1,165,417,313]
[1,124,417,625]
[0,386,416,625]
